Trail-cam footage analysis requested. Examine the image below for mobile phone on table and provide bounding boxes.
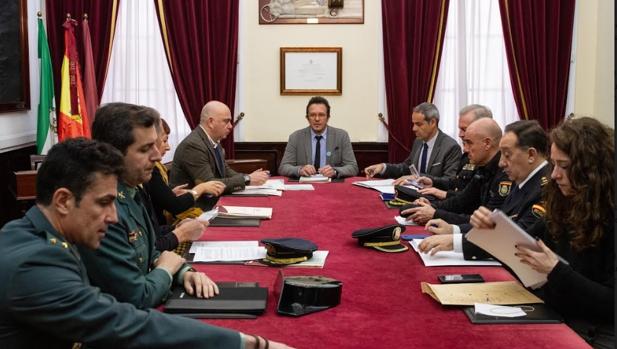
[437,274,484,284]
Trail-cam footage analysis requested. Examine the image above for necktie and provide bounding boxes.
[214,145,225,177]
[314,135,323,169]
[419,142,429,173]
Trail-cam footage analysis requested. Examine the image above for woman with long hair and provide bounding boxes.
[473,117,614,348]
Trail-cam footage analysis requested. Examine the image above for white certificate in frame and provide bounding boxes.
[280,47,342,95]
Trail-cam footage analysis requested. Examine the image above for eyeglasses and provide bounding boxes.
[308,113,328,119]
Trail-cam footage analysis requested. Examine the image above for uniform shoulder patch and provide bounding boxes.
[540,176,549,187]
[498,181,512,197]
[532,204,546,218]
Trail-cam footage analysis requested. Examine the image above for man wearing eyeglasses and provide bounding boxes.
[278,96,358,178]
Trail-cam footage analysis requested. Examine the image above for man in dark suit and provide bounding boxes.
[0,138,291,348]
[278,96,358,178]
[170,100,269,209]
[364,102,461,183]
[417,120,549,259]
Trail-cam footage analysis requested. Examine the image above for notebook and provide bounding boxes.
[164,282,268,319]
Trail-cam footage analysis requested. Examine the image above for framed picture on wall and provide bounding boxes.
[0,0,30,113]
[260,0,364,24]
[280,47,342,95]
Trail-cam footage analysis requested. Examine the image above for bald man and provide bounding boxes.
[402,118,511,226]
[171,101,269,210]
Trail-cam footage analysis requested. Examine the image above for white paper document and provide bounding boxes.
[394,215,418,226]
[465,210,548,289]
[283,184,315,191]
[231,188,283,196]
[409,239,501,267]
[190,240,267,262]
[299,174,331,183]
[218,206,273,219]
[196,207,219,222]
[287,250,329,268]
[474,303,526,318]
[352,179,395,194]
[245,179,285,191]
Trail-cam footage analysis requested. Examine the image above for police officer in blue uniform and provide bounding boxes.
[418,120,549,259]
[0,139,285,348]
[403,118,511,226]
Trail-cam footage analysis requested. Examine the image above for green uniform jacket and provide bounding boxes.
[0,206,240,348]
[79,181,191,309]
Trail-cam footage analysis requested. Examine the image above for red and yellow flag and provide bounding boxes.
[58,17,90,141]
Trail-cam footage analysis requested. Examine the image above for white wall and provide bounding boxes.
[0,0,40,152]
[573,0,614,127]
[2,0,613,153]
[238,0,383,142]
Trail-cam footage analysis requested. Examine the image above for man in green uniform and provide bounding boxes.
[79,102,216,308]
[0,138,291,348]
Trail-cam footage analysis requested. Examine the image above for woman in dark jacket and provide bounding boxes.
[143,119,225,250]
[473,117,614,348]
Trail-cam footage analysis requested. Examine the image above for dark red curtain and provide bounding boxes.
[499,0,575,130]
[381,0,449,162]
[154,0,238,156]
[45,0,119,106]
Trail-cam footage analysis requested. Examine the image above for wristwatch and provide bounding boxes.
[244,174,251,184]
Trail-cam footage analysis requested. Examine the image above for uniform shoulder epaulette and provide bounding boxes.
[45,231,70,249]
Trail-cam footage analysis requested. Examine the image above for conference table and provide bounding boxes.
[192,177,590,349]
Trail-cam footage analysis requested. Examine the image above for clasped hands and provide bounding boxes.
[300,164,336,178]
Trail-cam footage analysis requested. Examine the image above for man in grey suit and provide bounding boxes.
[278,96,358,178]
[364,102,461,183]
[171,101,269,209]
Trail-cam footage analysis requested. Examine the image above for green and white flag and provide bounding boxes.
[36,16,57,155]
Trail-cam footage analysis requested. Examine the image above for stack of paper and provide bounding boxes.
[231,188,283,196]
[283,184,315,191]
[465,210,550,289]
[190,241,267,262]
[409,239,501,267]
[352,179,395,194]
[245,179,285,191]
[299,174,331,183]
[218,206,272,219]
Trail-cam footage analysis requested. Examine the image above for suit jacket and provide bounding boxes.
[0,206,240,348]
[278,126,358,178]
[170,127,244,209]
[462,163,550,259]
[382,130,461,182]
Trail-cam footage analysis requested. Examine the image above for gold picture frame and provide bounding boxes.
[280,47,342,95]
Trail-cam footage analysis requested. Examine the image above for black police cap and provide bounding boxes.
[261,238,318,265]
[351,224,408,253]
